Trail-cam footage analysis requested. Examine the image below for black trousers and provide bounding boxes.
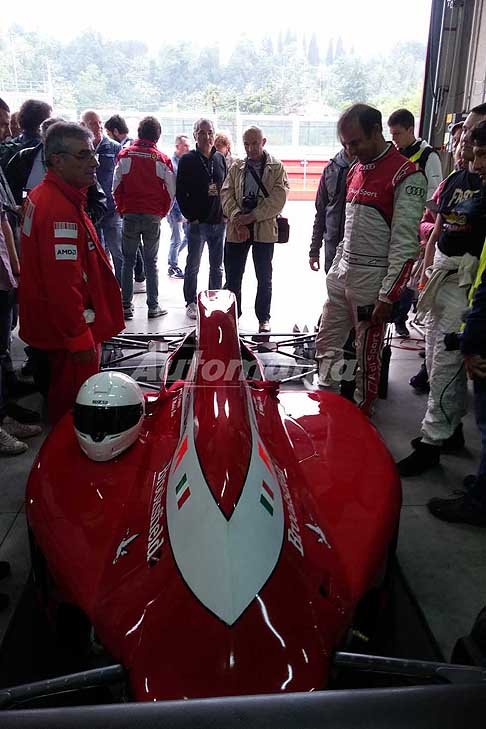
[224,241,274,322]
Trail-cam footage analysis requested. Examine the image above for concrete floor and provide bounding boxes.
[0,201,484,664]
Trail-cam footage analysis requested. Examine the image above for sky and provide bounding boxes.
[2,0,433,59]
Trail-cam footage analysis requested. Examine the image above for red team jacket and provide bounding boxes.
[19,171,124,352]
[113,138,175,217]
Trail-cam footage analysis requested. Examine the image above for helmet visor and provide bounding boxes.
[74,403,143,442]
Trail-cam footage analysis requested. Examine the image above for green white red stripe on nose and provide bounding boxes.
[176,474,191,510]
[174,436,188,471]
[166,384,285,625]
[260,481,275,516]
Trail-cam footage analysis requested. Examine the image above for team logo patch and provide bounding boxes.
[55,244,78,260]
[54,222,78,239]
[405,185,425,197]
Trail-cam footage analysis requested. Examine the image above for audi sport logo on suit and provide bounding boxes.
[405,185,425,197]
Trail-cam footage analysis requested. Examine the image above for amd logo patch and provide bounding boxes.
[55,244,78,261]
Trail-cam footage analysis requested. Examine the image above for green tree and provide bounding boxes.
[76,64,110,109]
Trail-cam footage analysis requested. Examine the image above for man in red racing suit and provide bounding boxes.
[19,122,124,424]
[315,104,426,415]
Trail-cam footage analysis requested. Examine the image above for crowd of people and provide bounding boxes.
[0,99,288,460]
[310,101,486,528]
[0,94,486,542]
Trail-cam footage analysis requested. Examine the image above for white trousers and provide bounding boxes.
[421,275,468,444]
[315,270,385,415]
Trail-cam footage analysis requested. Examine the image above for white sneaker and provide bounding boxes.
[0,427,28,456]
[134,280,146,294]
[2,416,42,439]
[186,303,197,320]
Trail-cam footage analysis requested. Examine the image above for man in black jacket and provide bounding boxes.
[6,118,107,225]
[427,121,486,527]
[309,147,351,274]
[176,118,227,319]
[0,98,52,172]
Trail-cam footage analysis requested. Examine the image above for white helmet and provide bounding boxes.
[74,371,145,462]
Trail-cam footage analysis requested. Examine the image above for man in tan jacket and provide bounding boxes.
[221,126,288,332]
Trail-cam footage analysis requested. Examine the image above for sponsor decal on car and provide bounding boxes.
[147,464,170,564]
[275,464,304,557]
[113,530,140,565]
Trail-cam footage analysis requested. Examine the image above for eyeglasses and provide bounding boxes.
[60,150,99,162]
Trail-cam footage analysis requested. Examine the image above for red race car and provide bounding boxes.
[26,290,401,701]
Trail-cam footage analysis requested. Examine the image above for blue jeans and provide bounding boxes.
[393,287,414,325]
[224,241,274,322]
[121,213,161,309]
[167,209,188,268]
[96,210,123,285]
[135,247,145,281]
[183,222,225,305]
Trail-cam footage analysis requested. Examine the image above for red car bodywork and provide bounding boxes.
[26,290,401,701]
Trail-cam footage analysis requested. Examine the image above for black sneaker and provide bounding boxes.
[409,363,429,393]
[427,493,486,526]
[148,306,168,319]
[442,423,465,454]
[6,377,38,398]
[21,359,35,378]
[395,321,410,338]
[397,440,441,477]
[123,306,134,321]
[411,423,465,454]
[5,402,41,424]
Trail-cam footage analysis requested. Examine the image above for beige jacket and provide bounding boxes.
[221,152,289,243]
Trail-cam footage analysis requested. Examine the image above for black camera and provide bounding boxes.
[444,332,462,351]
[242,193,258,211]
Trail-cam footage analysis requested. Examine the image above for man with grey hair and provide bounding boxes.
[18,122,124,424]
[81,109,123,284]
[176,118,227,319]
[222,126,289,332]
